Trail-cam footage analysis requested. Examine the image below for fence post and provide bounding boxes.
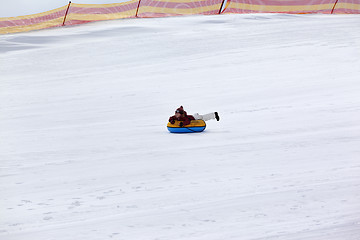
[62,1,72,26]
[331,0,339,14]
[218,0,226,14]
[135,0,142,18]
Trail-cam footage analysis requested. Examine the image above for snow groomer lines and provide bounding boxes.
[1,0,359,34]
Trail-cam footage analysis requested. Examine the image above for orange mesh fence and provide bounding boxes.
[222,0,360,14]
[137,0,224,18]
[65,1,138,26]
[333,0,360,13]
[0,0,359,34]
[0,5,68,34]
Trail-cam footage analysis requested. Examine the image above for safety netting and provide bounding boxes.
[334,0,360,13]
[65,1,138,26]
[0,5,68,34]
[137,0,224,18]
[222,0,360,14]
[0,0,359,34]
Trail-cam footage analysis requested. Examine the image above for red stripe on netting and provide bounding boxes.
[140,1,221,9]
[69,2,139,14]
[335,0,360,3]
[138,12,183,17]
[226,0,336,6]
[203,9,221,14]
[138,9,219,17]
[0,10,66,28]
[332,8,360,13]
[223,8,334,13]
[139,0,223,8]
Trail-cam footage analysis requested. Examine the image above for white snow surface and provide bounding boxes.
[1,14,360,240]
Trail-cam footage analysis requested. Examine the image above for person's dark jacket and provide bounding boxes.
[169,114,195,126]
[169,106,195,126]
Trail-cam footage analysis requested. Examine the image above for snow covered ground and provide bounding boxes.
[1,14,360,240]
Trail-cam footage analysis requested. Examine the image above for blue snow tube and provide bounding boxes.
[167,120,206,133]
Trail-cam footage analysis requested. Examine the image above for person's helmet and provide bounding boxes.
[175,106,184,114]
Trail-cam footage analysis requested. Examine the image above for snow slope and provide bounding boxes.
[1,14,360,240]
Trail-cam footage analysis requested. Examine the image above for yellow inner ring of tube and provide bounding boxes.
[167,120,206,128]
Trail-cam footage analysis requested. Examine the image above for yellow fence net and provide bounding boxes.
[1,0,359,34]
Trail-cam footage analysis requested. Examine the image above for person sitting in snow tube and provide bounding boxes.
[168,106,219,133]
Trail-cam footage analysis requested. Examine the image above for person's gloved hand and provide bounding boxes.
[170,119,175,124]
[179,122,184,127]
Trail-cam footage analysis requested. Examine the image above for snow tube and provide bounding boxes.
[167,120,206,133]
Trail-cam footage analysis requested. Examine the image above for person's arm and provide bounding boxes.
[169,116,176,124]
